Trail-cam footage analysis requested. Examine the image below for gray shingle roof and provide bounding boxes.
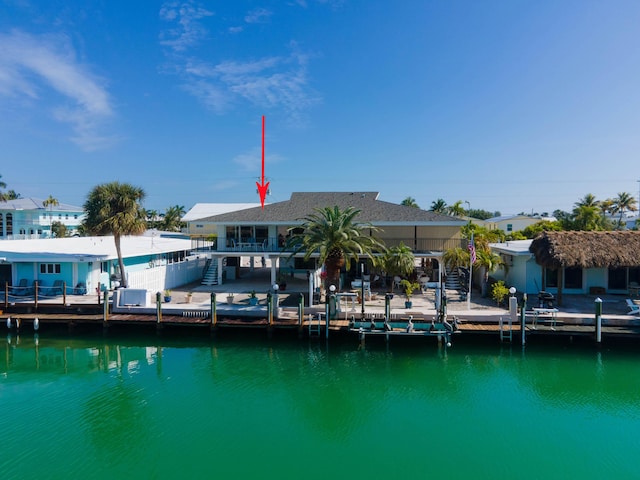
[197,192,465,225]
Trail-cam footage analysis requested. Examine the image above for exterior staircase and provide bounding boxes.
[201,259,219,286]
[444,266,461,291]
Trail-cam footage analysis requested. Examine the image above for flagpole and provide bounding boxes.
[467,261,472,310]
[467,233,475,310]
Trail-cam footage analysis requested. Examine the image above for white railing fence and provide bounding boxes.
[126,255,207,292]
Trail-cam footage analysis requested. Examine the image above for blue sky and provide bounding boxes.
[1,0,640,215]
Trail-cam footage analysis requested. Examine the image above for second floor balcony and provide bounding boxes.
[191,236,466,255]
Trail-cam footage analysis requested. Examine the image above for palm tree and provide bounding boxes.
[162,205,186,232]
[145,209,160,229]
[0,174,7,202]
[574,193,600,208]
[400,196,419,208]
[572,205,602,231]
[5,190,21,200]
[379,242,415,291]
[429,198,448,214]
[83,182,147,288]
[443,247,470,273]
[287,206,385,291]
[475,249,505,297]
[612,191,638,228]
[43,195,59,236]
[448,200,466,217]
[599,198,614,225]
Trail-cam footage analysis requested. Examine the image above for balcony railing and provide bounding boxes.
[191,236,466,254]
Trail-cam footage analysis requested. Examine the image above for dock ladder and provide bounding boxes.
[499,316,513,342]
[308,313,322,337]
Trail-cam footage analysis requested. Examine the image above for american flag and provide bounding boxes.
[468,234,476,265]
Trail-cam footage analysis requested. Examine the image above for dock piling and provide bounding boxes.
[595,297,602,343]
[211,293,217,326]
[520,293,527,346]
[156,292,162,324]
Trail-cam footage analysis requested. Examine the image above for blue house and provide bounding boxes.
[0,233,205,296]
[490,231,640,300]
[0,198,84,239]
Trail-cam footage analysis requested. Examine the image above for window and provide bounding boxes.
[506,223,513,232]
[0,213,3,236]
[608,268,627,290]
[564,267,583,289]
[545,268,558,288]
[6,213,12,235]
[40,263,61,274]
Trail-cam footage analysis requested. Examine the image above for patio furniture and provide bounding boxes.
[350,279,371,300]
[629,282,640,298]
[626,299,640,315]
[537,291,555,308]
[532,307,559,329]
[47,280,64,296]
[11,279,32,296]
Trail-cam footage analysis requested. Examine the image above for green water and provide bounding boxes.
[1,332,639,479]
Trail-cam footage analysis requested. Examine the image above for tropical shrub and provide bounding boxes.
[491,280,509,307]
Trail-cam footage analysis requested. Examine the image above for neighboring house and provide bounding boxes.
[489,240,542,295]
[486,214,556,233]
[0,233,205,295]
[490,231,640,301]
[183,203,262,238]
[192,191,467,288]
[0,198,84,239]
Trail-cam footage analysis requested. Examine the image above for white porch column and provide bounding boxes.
[217,257,223,285]
[270,256,279,285]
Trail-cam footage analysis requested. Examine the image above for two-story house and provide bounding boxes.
[189,191,467,289]
[0,198,85,239]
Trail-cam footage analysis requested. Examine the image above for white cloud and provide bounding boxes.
[159,1,214,52]
[181,49,320,119]
[232,147,284,172]
[181,80,230,113]
[159,3,320,120]
[0,29,116,150]
[244,7,272,24]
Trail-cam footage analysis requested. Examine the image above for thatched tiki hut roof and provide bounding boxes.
[529,231,640,306]
[529,231,640,269]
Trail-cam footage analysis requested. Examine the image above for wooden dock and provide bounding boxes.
[2,302,640,346]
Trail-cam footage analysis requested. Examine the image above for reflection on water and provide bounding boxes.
[2,333,640,478]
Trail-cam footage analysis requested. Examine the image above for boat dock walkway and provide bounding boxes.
[2,271,639,345]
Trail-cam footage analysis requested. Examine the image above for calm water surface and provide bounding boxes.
[1,331,639,479]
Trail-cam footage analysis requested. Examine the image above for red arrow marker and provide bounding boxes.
[256,115,270,209]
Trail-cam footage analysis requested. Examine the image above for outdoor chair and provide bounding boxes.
[10,279,31,296]
[48,280,64,296]
[626,299,640,315]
